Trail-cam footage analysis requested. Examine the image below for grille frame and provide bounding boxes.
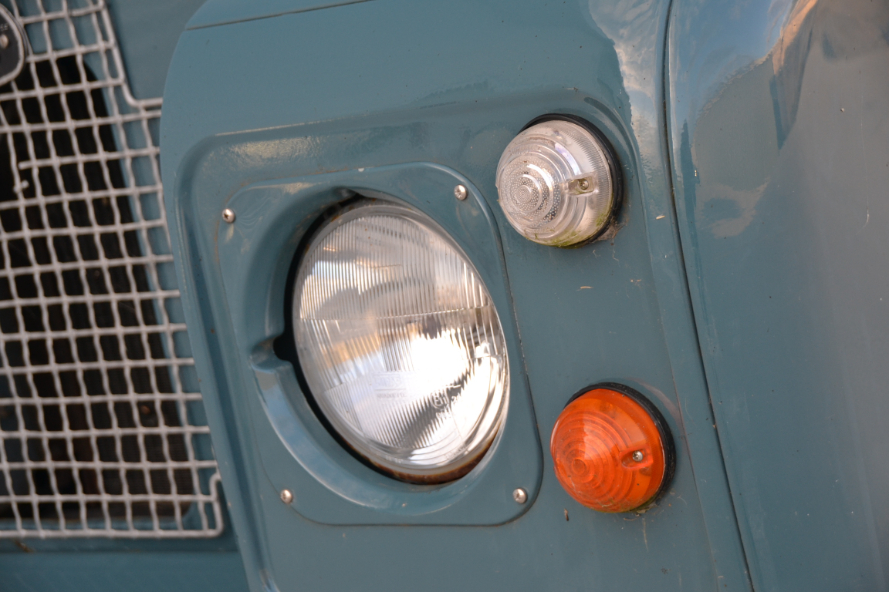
[0,0,223,539]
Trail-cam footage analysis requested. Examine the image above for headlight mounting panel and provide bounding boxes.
[216,163,542,525]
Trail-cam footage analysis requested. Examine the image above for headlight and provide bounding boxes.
[293,201,509,483]
[496,118,618,247]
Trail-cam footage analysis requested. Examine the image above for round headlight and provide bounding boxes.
[496,118,618,247]
[293,201,509,483]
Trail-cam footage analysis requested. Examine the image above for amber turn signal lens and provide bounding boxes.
[551,386,673,513]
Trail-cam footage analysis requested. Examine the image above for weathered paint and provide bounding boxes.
[667,0,889,590]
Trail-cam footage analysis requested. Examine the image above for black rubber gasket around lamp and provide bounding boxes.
[563,382,676,511]
[520,113,624,246]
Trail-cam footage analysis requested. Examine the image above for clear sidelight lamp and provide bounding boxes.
[292,201,509,483]
[496,118,618,247]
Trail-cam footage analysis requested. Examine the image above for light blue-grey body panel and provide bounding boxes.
[161,0,750,590]
[106,0,208,99]
[667,0,889,590]
[185,0,372,30]
[1,552,245,592]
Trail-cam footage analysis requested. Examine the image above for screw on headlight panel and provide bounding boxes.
[222,208,236,223]
[513,488,528,504]
[454,184,468,201]
[280,489,293,504]
[632,450,644,462]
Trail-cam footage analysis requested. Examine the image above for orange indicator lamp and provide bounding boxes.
[550,385,675,513]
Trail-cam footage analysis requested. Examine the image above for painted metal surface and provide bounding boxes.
[217,164,542,526]
[185,0,372,30]
[667,0,889,590]
[3,552,247,591]
[162,0,751,590]
[106,0,208,99]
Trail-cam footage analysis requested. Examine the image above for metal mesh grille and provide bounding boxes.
[0,0,222,537]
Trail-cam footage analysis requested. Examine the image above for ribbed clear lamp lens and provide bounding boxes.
[496,119,616,247]
[293,202,509,483]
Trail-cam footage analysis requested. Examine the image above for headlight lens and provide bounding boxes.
[293,201,509,483]
[496,118,617,247]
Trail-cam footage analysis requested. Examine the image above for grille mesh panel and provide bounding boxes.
[0,0,222,537]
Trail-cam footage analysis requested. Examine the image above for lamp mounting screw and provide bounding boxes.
[513,488,528,504]
[454,184,468,201]
[222,208,236,223]
[280,489,293,504]
[632,450,644,462]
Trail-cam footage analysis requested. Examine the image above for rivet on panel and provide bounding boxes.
[513,488,528,504]
[222,208,236,223]
[280,489,293,504]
